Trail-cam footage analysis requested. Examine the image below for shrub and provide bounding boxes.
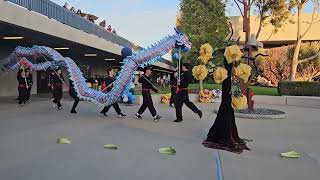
[278,81,320,96]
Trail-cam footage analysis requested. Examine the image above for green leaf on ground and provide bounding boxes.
[281,151,301,158]
[57,138,71,144]
[159,147,176,155]
[104,144,118,150]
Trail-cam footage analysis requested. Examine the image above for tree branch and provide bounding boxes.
[227,21,234,41]
[301,3,320,39]
[256,16,264,39]
[266,28,275,41]
[234,0,244,17]
[249,0,256,6]
[298,50,320,63]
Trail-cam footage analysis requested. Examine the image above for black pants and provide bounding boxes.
[69,90,79,111]
[170,87,177,105]
[175,90,201,120]
[138,92,157,116]
[101,103,122,114]
[26,87,32,101]
[18,87,27,105]
[52,88,62,108]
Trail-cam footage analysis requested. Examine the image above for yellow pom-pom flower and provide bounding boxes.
[192,65,208,80]
[234,63,252,83]
[213,67,228,84]
[198,43,213,64]
[224,45,242,64]
[231,95,247,110]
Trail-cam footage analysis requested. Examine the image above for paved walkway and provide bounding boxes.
[0,98,319,180]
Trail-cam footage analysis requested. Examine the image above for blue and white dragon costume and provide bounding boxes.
[0,29,191,106]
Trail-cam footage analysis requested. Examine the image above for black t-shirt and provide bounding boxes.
[102,76,114,92]
[26,74,33,86]
[139,75,158,92]
[170,74,177,86]
[179,70,192,88]
[50,74,64,88]
[17,75,27,86]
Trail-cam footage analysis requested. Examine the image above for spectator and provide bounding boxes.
[88,16,94,23]
[63,2,68,9]
[99,20,106,28]
[70,6,76,13]
[112,28,117,34]
[107,25,112,32]
[165,75,170,86]
[76,9,82,15]
[160,78,165,88]
[83,14,88,20]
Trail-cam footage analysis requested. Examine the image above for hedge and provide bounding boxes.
[278,81,320,96]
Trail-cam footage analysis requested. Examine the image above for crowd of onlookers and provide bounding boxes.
[62,2,117,35]
[85,75,106,91]
[156,75,171,88]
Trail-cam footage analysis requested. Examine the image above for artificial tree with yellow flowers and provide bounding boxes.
[202,44,254,154]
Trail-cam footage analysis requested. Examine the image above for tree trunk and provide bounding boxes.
[203,59,249,154]
[256,16,263,40]
[290,6,303,81]
[199,80,203,91]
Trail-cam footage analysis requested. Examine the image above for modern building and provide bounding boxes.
[228,13,320,48]
[0,0,174,96]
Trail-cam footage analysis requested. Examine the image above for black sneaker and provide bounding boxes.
[198,110,203,119]
[118,113,126,118]
[173,119,183,122]
[58,106,63,110]
[134,113,142,119]
[153,115,162,122]
[70,109,77,114]
[100,111,107,116]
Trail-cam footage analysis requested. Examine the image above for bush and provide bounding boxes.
[278,81,320,96]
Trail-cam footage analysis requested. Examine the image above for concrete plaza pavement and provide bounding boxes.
[0,97,319,180]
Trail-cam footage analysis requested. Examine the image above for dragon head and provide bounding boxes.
[174,28,192,51]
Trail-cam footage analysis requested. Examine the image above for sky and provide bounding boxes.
[51,0,316,47]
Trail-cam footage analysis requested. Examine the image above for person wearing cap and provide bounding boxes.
[25,68,33,102]
[100,68,126,118]
[174,63,202,122]
[50,68,64,110]
[134,67,162,122]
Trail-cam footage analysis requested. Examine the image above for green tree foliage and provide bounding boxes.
[179,0,229,66]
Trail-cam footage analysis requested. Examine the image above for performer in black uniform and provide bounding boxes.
[134,67,162,122]
[17,69,28,107]
[169,71,177,107]
[25,68,33,102]
[100,68,126,117]
[174,63,202,122]
[50,68,64,110]
[69,79,79,114]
